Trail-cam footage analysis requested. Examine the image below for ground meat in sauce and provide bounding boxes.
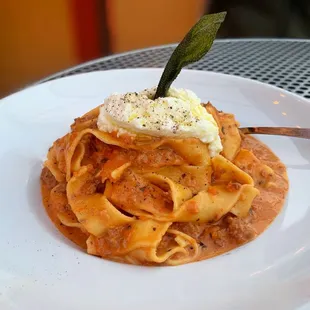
[157,234,174,254]
[95,225,132,256]
[196,215,257,249]
[41,167,58,190]
[225,215,257,244]
[52,182,66,194]
[210,228,227,247]
[171,222,206,239]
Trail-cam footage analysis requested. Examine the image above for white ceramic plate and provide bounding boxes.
[1,69,309,310]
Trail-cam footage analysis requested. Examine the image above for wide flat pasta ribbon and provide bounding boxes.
[86,221,199,266]
[106,171,190,218]
[219,113,241,161]
[44,135,70,182]
[86,220,171,257]
[71,106,100,132]
[230,185,259,218]
[152,165,211,194]
[234,149,274,187]
[175,185,251,222]
[65,129,132,181]
[205,103,241,161]
[67,166,133,237]
[212,155,254,185]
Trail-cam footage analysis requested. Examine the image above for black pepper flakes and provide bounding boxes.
[153,227,157,231]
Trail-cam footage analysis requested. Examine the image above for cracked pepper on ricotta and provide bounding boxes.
[97,87,222,157]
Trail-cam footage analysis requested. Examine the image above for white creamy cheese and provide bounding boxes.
[97,87,222,156]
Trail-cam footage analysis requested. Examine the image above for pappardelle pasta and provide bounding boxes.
[41,100,288,266]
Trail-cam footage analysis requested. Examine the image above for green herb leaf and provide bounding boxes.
[154,12,226,99]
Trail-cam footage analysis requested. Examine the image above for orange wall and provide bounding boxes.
[0,0,205,98]
[0,1,79,98]
[108,0,205,53]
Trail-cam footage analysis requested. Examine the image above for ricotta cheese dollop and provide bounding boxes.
[97,87,222,157]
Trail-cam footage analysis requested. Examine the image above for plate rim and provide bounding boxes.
[1,68,310,106]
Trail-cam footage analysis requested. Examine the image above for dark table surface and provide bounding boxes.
[41,39,310,100]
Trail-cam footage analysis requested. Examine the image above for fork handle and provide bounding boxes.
[240,127,310,139]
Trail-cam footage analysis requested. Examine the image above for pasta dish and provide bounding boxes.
[40,87,288,266]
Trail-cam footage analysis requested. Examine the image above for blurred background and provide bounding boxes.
[1,0,309,98]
